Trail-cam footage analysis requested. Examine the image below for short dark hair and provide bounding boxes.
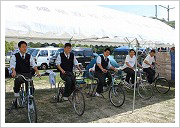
[18,41,27,48]
[129,49,135,53]
[64,43,72,48]
[150,49,156,53]
[104,48,111,53]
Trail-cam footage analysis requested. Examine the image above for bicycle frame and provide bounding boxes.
[152,65,164,83]
[15,74,39,105]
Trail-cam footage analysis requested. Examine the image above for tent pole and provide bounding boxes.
[132,38,139,113]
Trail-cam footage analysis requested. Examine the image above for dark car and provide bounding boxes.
[72,47,94,68]
[49,47,95,69]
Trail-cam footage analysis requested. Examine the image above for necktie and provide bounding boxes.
[22,55,24,60]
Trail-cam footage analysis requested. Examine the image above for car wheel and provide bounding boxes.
[41,64,48,70]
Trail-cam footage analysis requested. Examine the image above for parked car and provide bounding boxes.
[72,47,94,68]
[31,47,59,70]
[27,48,36,55]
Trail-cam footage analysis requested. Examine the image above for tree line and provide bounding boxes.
[5,41,120,54]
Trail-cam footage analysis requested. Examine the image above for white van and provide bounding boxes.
[31,47,59,70]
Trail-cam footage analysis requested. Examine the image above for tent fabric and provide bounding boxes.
[5,4,175,45]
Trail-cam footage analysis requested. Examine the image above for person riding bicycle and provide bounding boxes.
[122,49,142,88]
[56,43,82,101]
[94,48,118,97]
[142,49,159,84]
[10,41,40,100]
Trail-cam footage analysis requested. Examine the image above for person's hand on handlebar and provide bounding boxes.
[34,71,41,79]
[156,63,160,67]
[114,68,118,73]
[11,70,16,78]
[102,68,107,73]
[61,69,66,74]
[89,68,94,72]
[150,64,154,69]
[36,72,41,77]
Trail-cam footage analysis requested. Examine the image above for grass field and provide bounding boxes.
[5,72,175,123]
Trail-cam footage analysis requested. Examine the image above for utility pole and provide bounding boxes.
[159,5,175,21]
[155,5,157,18]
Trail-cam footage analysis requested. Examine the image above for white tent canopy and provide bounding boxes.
[5,4,175,47]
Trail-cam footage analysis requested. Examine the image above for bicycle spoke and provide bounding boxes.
[109,85,125,107]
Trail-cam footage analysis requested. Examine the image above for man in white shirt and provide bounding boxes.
[122,49,142,88]
[142,49,159,84]
[10,41,40,98]
[94,48,118,96]
[56,43,82,101]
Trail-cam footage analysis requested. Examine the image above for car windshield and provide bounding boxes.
[27,49,36,55]
[73,51,84,56]
[84,50,93,57]
[55,49,64,56]
[31,49,40,57]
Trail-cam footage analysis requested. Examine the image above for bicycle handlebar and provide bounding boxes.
[15,74,41,82]
[73,70,87,72]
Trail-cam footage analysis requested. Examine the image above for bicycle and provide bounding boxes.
[56,71,85,116]
[83,70,126,107]
[118,68,153,100]
[7,74,40,123]
[142,65,170,94]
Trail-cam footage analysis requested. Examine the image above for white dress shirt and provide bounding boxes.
[10,52,37,69]
[56,52,79,66]
[96,55,112,69]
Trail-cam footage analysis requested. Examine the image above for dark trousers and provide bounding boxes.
[95,71,112,94]
[123,67,135,84]
[14,73,34,94]
[143,67,155,84]
[60,72,76,97]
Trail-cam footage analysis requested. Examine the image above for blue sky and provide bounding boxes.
[100,5,175,21]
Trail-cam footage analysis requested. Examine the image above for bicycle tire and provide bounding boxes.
[72,89,85,116]
[109,85,125,107]
[57,81,64,102]
[137,82,153,100]
[155,78,170,94]
[27,98,37,123]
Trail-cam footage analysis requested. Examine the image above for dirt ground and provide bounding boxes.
[5,76,175,123]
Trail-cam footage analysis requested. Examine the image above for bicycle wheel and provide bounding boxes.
[72,89,85,116]
[155,78,170,94]
[57,81,64,102]
[27,98,37,123]
[109,85,125,107]
[19,90,25,107]
[137,82,153,100]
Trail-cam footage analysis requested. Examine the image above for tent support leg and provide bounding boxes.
[132,38,139,113]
